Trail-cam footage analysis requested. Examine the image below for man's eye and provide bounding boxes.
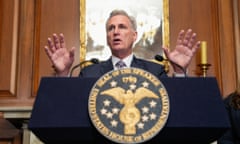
[119,24,127,29]
[108,26,114,31]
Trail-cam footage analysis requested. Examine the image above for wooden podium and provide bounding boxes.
[28,77,230,144]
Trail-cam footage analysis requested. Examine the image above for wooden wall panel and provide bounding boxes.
[234,0,240,85]
[218,0,237,97]
[32,0,80,95]
[169,0,237,97]
[0,0,36,106]
[36,0,80,77]
[0,0,16,98]
[169,0,217,77]
[0,0,80,106]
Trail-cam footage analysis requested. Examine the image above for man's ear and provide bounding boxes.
[133,31,138,42]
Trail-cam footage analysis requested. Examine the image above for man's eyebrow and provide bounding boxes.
[107,24,115,30]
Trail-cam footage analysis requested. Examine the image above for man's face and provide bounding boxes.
[106,15,137,58]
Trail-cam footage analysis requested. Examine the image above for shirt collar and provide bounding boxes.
[112,54,134,70]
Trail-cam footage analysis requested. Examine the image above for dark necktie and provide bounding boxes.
[115,60,126,69]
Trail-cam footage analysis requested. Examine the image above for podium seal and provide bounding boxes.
[88,68,170,144]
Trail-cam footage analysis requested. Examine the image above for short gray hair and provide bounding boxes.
[106,9,137,31]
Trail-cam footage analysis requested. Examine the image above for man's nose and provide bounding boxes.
[113,27,120,33]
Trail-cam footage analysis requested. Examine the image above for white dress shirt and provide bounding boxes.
[112,54,133,70]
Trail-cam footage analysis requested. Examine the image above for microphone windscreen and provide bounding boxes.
[91,58,100,64]
[154,55,164,62]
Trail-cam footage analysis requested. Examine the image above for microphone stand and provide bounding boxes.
[155,55,187,77]
[69,58,99,77]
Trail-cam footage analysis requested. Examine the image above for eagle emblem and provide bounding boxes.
[101,87,159,135]
[88,68,169,144]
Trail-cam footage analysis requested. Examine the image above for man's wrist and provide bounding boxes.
[173,72,186,77]
[173,69,188,77]
[55,70,70,77]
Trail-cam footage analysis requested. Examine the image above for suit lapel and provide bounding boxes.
[100,58,114,75]
[131,56,145,70]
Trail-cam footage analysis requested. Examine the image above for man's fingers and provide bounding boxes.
[192,41,201,53]
[69,47,76,58]
[176,30,185,45]
[44,46,53,60]
[186,32,197,49]
[59,33,66,48]
[182,29,193,46]
[53,33,61,49]
[47,37,56,52]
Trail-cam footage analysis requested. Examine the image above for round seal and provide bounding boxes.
[88,68,170,144]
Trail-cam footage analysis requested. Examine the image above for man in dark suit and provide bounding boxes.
[79,56,167,78]
[44,9,200,77]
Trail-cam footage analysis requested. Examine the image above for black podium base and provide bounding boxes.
[29,77,230,144]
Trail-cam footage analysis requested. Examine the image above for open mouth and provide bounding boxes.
[113,38,121,44]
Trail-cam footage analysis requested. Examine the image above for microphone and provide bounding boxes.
[154,55,165,62]
[154,54,187,76]
[70,58,99,77]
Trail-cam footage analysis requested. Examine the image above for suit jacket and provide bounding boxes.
[218,94,240,144]
[79,56,167,79]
